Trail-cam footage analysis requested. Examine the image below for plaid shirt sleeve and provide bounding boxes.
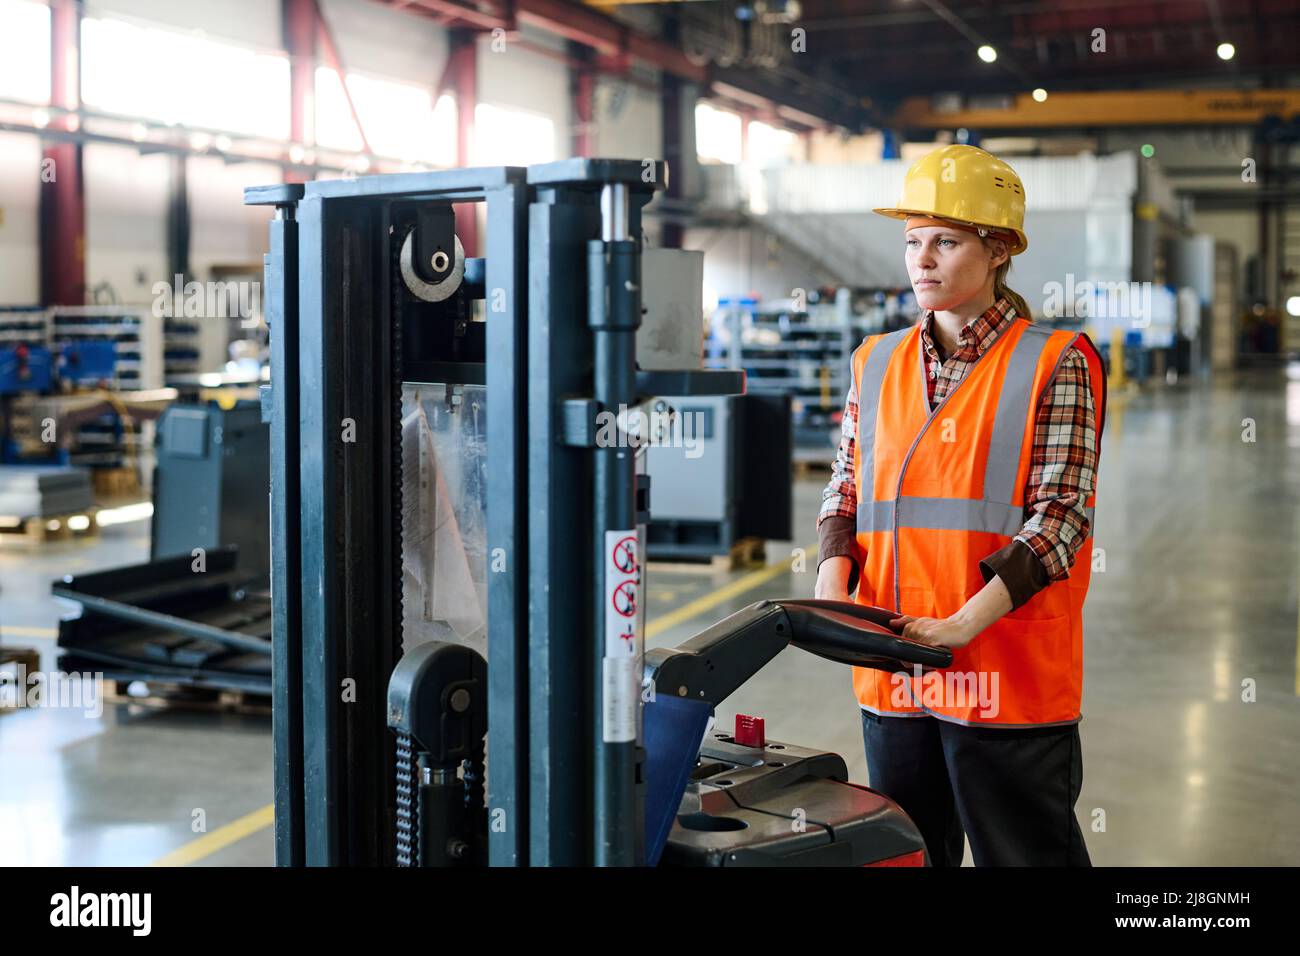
[818,371,859,527]
[1014,343,1099,581]
[816,358,862,589]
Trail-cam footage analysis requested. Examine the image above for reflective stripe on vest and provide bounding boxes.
[856,496,1097,536]
[856,322,1061,538]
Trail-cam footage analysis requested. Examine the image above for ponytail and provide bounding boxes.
[993,256,1033,320]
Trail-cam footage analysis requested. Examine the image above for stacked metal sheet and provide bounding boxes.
[0,465,93,518]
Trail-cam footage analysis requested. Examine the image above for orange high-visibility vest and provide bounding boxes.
[850,316,1106,727]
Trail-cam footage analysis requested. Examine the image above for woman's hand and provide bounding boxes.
[888,613,978,650]
[814,556,853,602]
[888,574,1013,650]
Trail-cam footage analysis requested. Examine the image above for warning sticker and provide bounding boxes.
[604,530,640,659]
[603,528,643,743]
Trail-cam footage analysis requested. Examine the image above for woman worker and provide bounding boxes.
[815,144,1106,866]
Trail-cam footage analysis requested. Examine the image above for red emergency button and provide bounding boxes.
[734,714,765,748]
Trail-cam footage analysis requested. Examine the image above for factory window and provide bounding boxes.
[81,17,289,139]
[0,0,51,105]
[473,103,556,166]
[696,102,742,165]
[315,69,457,166]
[747,120,800,167]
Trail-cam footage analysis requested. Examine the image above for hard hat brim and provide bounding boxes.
[873,207,1029,255]
[871,207,916,221]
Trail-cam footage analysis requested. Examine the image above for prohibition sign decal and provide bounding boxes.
[612,580,637,617]
[612,535,638,575]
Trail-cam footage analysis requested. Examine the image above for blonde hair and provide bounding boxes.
[983,234,1032,320]
[993,258,1033,320]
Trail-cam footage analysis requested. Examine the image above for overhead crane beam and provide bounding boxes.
[889,88,1300,131]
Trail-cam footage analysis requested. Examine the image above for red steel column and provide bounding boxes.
[657,9,688,249]
[39,0,86,306]
[448,28,478,257]
[284,0,317,184]
[570,41,596,158]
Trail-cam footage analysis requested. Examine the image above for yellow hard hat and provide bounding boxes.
[873,144,1029,255]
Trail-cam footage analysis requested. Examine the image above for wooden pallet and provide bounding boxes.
[91,467,141,498]
[649,536,768,574]
[0,646,41,713]
[723,536,767,571]
[102,679,271,717]
[793,458,834,480]
[0,509,101,547]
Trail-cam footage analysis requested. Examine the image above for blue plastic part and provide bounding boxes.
[881,129,900,160]
[643,694,713,866]
[59,340,117,384]
[0,346,53,394]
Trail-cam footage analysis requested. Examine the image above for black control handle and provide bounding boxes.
[779,599,953,671]
[645,598,953,709]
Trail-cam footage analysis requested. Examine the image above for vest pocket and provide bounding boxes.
[986,612,1069,638]
[1001,595,1072,624]
[977,613,1074,723]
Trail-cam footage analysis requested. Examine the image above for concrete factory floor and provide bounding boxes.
[2,365,1299,866]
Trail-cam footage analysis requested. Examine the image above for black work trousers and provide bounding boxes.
[861,710,1092,867]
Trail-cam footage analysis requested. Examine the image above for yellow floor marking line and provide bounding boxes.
[2,626,59,640]
[151,803,275,867]
[647,543,813,639]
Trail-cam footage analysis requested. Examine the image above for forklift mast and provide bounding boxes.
[247,160,744,866]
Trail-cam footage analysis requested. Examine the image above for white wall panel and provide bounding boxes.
[86,0,281,48]
[84,143,169,304]
[318,0,448,84]
[0,132,42,304]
